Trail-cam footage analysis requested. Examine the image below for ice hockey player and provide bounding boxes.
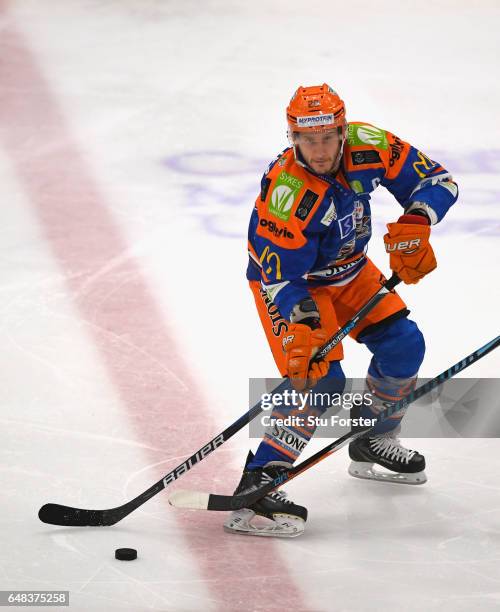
[224,83,458,537]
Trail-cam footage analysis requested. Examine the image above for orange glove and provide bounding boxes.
[282,323,329,391]
[384,214,437,284]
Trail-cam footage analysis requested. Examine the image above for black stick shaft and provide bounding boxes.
[38,275,399,526]
[208,334,500,511]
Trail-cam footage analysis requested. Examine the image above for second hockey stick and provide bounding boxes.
[169,334,500,512]
[38,274,400,526]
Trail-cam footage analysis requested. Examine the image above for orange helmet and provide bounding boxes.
[286,84,346,133]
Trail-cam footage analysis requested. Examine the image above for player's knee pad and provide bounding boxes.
[359,317,425,379]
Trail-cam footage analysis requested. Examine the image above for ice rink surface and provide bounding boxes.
[1,0,499,610]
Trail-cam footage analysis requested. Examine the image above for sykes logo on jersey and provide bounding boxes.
[269,171,304,221]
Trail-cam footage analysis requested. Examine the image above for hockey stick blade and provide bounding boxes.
[36,404,264,527]
[38,275,399,527]
[38,504,126,527]
[169,334,500,512]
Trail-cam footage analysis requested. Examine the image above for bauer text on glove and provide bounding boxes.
[383,214,437,284]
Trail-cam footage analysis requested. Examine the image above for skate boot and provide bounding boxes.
[348,431,427,485]
[223,452,307,537]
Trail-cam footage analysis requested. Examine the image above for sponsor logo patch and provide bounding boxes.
[259,218,294,239]
[413,151,438,178]
[270,424,308,454]
[260,177,272,202]
[349,179,364,194]
[320,197,337,226]
[308,256,363,279]
[338,237,356,258]
[338,213,355,238]
[259,246,282,280]
[354,200,364,220]
[295,189,319,221]
[347,124,388,150]
[351,149,382,165]
[389,136,405,167]
[258,287,288,337]
[297,113,334,127]
[269,171,304,221]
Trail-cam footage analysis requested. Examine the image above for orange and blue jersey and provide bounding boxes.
[247,122,458,320]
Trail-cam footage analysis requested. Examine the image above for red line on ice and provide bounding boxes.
[0,3,314,611]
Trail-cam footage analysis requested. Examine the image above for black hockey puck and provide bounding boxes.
[115,548,137,561]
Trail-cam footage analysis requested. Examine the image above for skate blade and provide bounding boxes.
[223,508,305,538]
[348,461,427,485]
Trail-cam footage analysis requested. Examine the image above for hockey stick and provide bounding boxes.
[38,274,400,526]
[169,334,500,512]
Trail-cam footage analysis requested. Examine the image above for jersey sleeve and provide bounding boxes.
[379,130,458,224]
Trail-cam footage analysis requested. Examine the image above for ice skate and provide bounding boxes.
[348,431,427,485]
[223,452,307,537]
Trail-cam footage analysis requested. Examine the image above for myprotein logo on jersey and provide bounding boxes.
[268,171,304,221]
[385,238,421,254]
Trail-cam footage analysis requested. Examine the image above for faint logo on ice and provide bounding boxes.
[162,150,500,239]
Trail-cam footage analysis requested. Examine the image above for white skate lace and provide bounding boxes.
[261,472,293,504]
[369,435,416,464]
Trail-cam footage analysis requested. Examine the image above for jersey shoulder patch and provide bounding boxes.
[345,122,411,179]
[347,122,389,151]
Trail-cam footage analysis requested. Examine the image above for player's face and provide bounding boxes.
[294,129,342,174]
